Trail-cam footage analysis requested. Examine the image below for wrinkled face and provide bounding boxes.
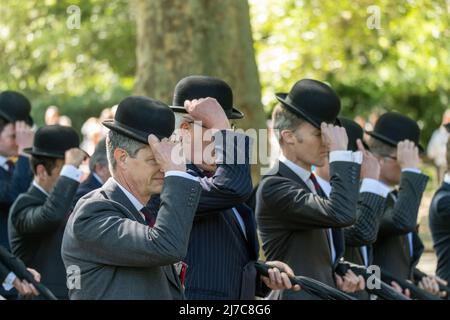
[0,123,18,157]
[284,121,328,168]
[121,145,164,197]
[378,152,401,186]
[179,116,217,172]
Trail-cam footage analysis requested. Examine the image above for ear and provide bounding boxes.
[113,148,128,169]
[35,164,48,179]
[180,121,191,131]
[280,130,296,145]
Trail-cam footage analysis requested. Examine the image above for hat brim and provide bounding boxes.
[0,110,14,122]
[444,123,450,133]
[169,106,244,120]
[23,148,65,159]
[366,131,424,152]
[276,93,338,129]
[103,120,168,144]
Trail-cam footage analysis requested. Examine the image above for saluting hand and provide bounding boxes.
[321,122,348,152]
[357,139,380,180]
[184,98,230,130]
[397,140,420,169]
[148,134,186,172]
[15,121,34,155]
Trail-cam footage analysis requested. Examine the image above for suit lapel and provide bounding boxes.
[101,179,146,225]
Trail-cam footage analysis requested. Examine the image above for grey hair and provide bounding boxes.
[89,138,108,173]
[367,137,396,156]
[106,130,146,172]
[271,103,305,143]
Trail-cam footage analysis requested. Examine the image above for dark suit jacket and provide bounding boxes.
[429,182,450,284]
[0,156,33,250]
[62,176,202,300]
[372,171,428,281]
[344,192,386,266]
[0,245,13,284]
[8,176,80,299]
[256,160,361,300]
[158,131,264,300]
[72,173,103,209]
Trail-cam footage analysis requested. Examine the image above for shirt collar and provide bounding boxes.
[313,173,331,197]
[92,172,104,185]
[32,180,50,197]
[112,178,144,212]
[444,173,450,186]
[279,153,311,184]
[0,155,8,169]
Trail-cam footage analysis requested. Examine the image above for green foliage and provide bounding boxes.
[0,0,135,129]
[250,0,450,143]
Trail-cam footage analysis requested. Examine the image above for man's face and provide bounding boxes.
[0,123,18,157]
[289,121,328,168]
[179,115,217,172]
[124,145,164,197]
[378,152,401,185]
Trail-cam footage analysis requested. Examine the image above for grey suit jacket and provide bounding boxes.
[61,176,201,300]
[372,171,428,280]
[8,176,80,299]
[256,160,360,300]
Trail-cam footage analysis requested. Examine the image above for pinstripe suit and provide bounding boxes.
[149,131,262,299]
[429,181,450,284]
[372,171,428,280]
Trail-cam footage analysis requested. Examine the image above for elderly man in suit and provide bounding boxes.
[429,123,450,295]
[367,112,444,296]
[0,245,41,299]
[8,125,86,299]
[73,138,110,207]
[256,79,367,300]
[62,96,203,300]
[164,75,300,300]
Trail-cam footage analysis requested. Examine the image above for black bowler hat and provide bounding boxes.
[339,117,369,152]
[103,96,175,144]
[367,112,424,151]
[24,125,80,159]
[276,79,341,129]
[171,75,244,119]
[0,91,33,126]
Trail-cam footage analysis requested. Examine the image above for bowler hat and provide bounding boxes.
[367,112,424,151]
[276,79,341,129]
[0,91,33,126]
[339,117,369,152]
[171,75,244,119]
[103,96,175,144]
[24,125,80,158]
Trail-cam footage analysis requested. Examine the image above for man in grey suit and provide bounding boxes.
[256,79,365,300]
[8,125,86,299]
[61,96,202,300]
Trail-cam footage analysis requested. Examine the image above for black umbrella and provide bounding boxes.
[255,261,357,300]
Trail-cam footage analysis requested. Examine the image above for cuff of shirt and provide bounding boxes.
[402,168,422,174]
[2,272,16,291]
[165,171,199,182]
[360,178,390,198]
[60,164,82,182]
[329,150,363,164]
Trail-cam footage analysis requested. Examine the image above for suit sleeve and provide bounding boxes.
[435,195,450,220]
[71,176,202,267]
[194,130,253,215]
[0,156,33,204]
[0,246,13,283]
[258,161,360,230]
[377,172,428,238]
[10,176,80,235]
[344,192,386,247]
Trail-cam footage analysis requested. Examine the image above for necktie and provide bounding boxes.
[309,173,326,197]
[140,206,156,227]
[6,159,15,175]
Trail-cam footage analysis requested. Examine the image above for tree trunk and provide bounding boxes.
[133,0,265,130]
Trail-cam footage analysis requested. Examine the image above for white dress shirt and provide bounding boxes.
[0,155,11,172]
